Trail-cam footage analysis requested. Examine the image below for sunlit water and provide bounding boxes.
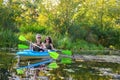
[0,51,120,80]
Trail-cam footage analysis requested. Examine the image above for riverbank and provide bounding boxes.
[74,54,120,64]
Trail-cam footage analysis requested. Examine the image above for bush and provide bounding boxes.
[91,26,120,49]
[20,23,46,34]
[68,24,88,40]
[0,29,18,48]
[71,39,104,51]
[58,37,72,49]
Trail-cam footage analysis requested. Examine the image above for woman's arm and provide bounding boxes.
[30,42,37,50]
[42,42,46,49]
[50,43,55,50]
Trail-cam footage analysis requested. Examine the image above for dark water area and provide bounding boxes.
[0,51,120,80]
[0,51,16,80]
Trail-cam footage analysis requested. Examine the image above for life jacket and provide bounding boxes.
[45,43,52,50]
[33,42,44,51]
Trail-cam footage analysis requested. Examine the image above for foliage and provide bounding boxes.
[19,23,46,34]
[56,36,72,49]
[0,29,18,48]
[71,39,104,51]
[91,26,120,49]
[0,0,120,50]
[68,23,88,40]
[0,1,22,32]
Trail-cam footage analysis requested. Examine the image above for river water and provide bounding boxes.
[0,51,120,80]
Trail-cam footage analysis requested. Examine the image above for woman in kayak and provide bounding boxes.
[30,34,46,51]
[44,36,55,50]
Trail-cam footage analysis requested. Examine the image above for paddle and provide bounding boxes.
[17,44,69,60]
[18,44,59,59]
[16,69,25,75]
[19,35,27,41]
[19,35,72,56]
[17,43,71,56]
[18,44,29,49]
[61,50,72,56]
[17,44,71,56]
[61,58,72,64]
[19,35,42,49]
[48,62,59,69]
[18,35,59,59]
[48,52,59,59]
[17,44,72,63]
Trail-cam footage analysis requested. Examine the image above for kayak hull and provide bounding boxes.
[16,50,50,57]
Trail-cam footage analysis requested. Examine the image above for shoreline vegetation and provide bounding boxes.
[0,0,120,51]
[0,47,119,53]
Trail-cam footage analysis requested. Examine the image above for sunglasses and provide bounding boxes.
[46,38,49,40]
[37,37,41,39]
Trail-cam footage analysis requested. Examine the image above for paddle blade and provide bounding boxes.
[19,35,27,41]
[49,52,59,59]
[62,50,72,56]
[48,62,59,69]
[61,58,72,64]
[16,69,24,75]
[18,44,29,49]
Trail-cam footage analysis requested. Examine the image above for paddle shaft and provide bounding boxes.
[26,40,45,50]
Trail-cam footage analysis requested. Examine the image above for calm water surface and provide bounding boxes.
[0,51,120,80]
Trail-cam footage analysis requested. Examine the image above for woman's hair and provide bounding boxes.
[44,36,52,43]
[36,34,41,38]
[35,34,42,43]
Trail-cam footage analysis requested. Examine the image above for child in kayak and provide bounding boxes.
[30,34,46,51]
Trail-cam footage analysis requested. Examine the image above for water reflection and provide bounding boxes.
[0,51,16,80]
[0,51,120,80]
[48,61,120,80]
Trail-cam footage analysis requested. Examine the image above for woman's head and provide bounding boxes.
[36,34,41,41]
[45,36,52,43]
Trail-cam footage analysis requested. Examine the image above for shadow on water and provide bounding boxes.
[0,50,120,80]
